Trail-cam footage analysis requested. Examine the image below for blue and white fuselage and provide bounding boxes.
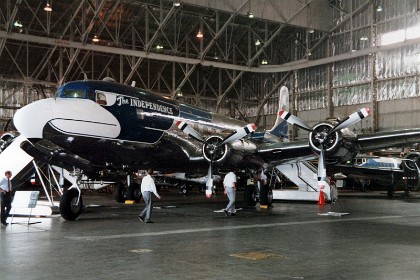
[13,80,252,173]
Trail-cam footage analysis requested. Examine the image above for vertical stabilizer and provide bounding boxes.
[268,86,289,139]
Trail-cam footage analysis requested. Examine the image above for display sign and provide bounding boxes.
[12,191,40,208]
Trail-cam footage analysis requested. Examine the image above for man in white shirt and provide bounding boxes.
[0,170,13,226]
[139,169,161,223]
[223,169,237,216]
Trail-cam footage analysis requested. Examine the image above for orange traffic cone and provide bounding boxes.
[317,190,325,205]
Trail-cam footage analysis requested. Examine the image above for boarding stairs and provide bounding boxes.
[0,136,64,215]
[271,160,331,202]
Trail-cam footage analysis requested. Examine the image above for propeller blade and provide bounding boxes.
[205,161,213,198]
[278,111,312,131]
[329,108,370,134]
[176,120,206,144]
[219,123,256,145]
[317,145,327,189]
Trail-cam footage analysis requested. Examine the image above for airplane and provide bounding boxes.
[5,77,420,220]
[329,152,420,197]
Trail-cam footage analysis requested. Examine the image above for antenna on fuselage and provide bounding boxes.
[103,77,116,82]
[131,81,136,87]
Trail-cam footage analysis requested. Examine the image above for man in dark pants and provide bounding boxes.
[1,170,13,226]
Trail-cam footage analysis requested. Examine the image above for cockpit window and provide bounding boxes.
[62,89,86,99]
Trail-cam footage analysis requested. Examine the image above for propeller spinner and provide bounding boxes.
[177,121,256,198]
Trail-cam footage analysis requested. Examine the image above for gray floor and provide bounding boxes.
[1,188,420,280]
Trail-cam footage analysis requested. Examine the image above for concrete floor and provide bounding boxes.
[1,188,420,280]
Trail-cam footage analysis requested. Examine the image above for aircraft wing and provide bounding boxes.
[257,139,314,165]
[328,164,404,184]
[357,129,420,151]
[256,128,420,167]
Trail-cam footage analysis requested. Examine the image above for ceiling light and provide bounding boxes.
[214,53,219,60]
[44,3,52,12]
[173,1,181,7]
[261,59,268,65]
[13,20,23,28]
[308,28,314,34]
[247,12,254,18]
[360,35,368,41]
[255,39,261,46]
[92,35,100,42]
[156,44,163,49]
[376,5,383,12]
[196,31,203,38]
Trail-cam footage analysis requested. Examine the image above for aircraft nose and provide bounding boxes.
[14,99,54,139]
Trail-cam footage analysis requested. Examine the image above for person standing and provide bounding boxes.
[138,169,161,223]
[223,169,237,217]
[0,170,13,226]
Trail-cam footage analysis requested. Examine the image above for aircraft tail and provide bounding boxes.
[268,86,289,139]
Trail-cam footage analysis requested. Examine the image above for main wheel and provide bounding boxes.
[244,184,257,207]
[259,186,273,206]
[60,189,83,220]
[114,182,127,203]
[127,183,142,202]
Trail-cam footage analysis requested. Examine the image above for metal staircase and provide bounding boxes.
[271,160,331,202]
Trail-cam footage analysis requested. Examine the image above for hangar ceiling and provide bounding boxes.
[0,0,333,124]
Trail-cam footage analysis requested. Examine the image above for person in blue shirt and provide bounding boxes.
[0,170,13,226]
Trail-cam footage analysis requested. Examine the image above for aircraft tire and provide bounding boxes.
[244,184,257,207]
[127,183,142,202]
[115,182,127,203]
[60,189,83,221]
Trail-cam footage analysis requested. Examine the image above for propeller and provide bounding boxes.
[177,121,256,198]
[279,108,370,196]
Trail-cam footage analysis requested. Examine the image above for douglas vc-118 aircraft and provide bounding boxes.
[8,78,420,220]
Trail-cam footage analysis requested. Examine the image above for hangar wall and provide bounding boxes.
[0,0,419,137]
[255,0,420,139]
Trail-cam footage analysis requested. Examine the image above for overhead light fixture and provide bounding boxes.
[13,20,23,28]
[92,35,100,42]
[196,31,203,38]
[261,59,268,65]
[44,3,52,12]
[156,44,163,49]
[173,1,181,7]
[308,28,314,34]
[255,39,261,46]
[376,5,383,12]
[360,35,369,41]
[247,12,254,18]
[214,53,219,60]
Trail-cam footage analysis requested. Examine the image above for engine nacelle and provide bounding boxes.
[309,122,359,164]
[202,135,256,166]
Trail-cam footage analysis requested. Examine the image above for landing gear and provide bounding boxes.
[127,183,142,202]
[60,188,84,220]
[179,183,188,194]
[114,182,127,203]
[244,184,257,207]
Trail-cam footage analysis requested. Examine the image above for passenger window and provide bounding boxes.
[96,92,107,105]
[62,89,86,98]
